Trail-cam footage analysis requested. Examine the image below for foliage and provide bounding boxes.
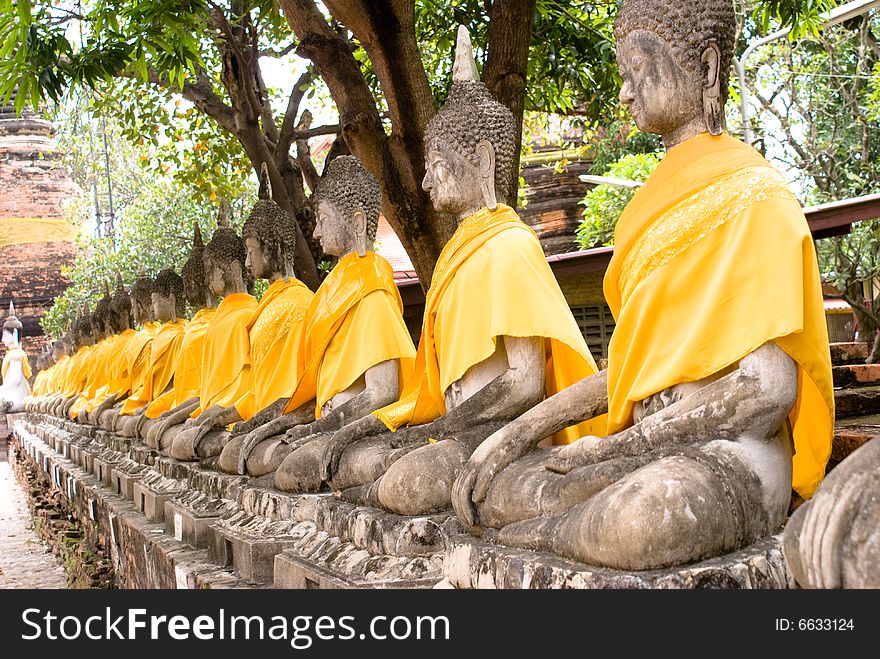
[575,151,659,250]
[40,93,254,338]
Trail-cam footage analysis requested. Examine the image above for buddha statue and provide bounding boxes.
[0,301,32,413]
[141,224,218,446]
[87,275,138,426]
[116,269,188,437]
[782,439,879,588]
[154,227,256,457]
[450,0,834,572]
[69,283,116,423]
[306,27,599,515]
[169,168,313,462]
[57,304,100,419]
[94,274,161,431]
[217,155,416,485]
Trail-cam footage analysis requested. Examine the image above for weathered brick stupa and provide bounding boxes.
[0,92,81,363]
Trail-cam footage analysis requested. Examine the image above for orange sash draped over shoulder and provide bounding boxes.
[234,278,313,421]
[192,292,256,417]
[604,132,834,499]
[282,251,416,418]
[119,319,187,415]
[373,204,599,444]
[145,307,216,418]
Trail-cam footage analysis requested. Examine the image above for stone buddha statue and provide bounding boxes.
[0,301,32,413]
[88,275,137,426]
[57,304,100,419]
[70,284,115,424]
[450,0,834,571]
[140,224,217,446]
[116,269,188,438]
[305,27,598,515]
[782,436,880,588]
[217,155,416,485]
[154,227,256,457]
[169,168,313,462]
[94,274,160,431]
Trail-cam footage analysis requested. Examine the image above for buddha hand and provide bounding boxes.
[544,435,603,474]
[452,424,528,529]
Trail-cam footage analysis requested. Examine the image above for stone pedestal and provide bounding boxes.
[441,535,791,589]
[164,493,236,549]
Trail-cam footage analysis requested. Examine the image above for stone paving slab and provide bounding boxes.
[0,445,68,589]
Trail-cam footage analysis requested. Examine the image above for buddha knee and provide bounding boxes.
[218,436,245,473]
[376,441,470,516]
[558,457,742,570]
[274,437,330,492]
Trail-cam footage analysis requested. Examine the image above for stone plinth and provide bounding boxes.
[442,535,790,589]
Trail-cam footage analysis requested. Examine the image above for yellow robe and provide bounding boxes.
[119,319,187,415]
[283,251,416,418]
[145,307,217,418]
[2,347,31,381]
[88,329,139,409]
[604,132,834,499]
[62,346,93,399]
[192,292,257,417]
[373,204,599,444]
[122,321,162,405]
[68,335,121,417]
[46,355,70,396]
[234,278,313,421]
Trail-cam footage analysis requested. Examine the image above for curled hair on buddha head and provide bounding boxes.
[92,286,113,335]
[109,273,133,332]
[73,301,96,345]
[130,271,157,309]
[204,226,254,293]
[154,268,186,316]
[315,155,382,246]
[242,163,298,275]
[614,0,737,105]
[182,223,207,305]
[423,25,516,201]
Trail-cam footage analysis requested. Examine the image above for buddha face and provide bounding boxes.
[131,297,152,326]
[151,291,177,322]
[422,139,484,217]
[204,255,231,297]
[314,199,365,257]
[244,236,271,280]
[616,30,702,138]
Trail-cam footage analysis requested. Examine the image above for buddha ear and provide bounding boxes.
[701,41,724,136]
[475,139,497,211]
[353,207,367,257]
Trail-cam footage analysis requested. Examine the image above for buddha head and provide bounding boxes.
[2,301,22,349]
[422,25,516,221]
[152,268,186,322]
[182,223,213,311]
[203,227,252,298]
[313,155,381,258]
[73,303,98,348]
[242,164,298,280]
[92,282,113,339]
[108,274,134,333]
[614,0,736,145]
[129,273,157,327]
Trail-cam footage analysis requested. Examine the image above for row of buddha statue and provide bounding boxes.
[19,0,866,583]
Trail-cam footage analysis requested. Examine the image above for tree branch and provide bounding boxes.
[277,68,316,159]
[295,110,320,192]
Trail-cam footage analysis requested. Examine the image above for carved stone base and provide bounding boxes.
[442,534,791,589]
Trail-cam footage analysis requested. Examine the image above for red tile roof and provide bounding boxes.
[374,215,416,280]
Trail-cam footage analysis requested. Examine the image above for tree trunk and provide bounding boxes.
[483,0,538,206]
[277,0,538,289]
